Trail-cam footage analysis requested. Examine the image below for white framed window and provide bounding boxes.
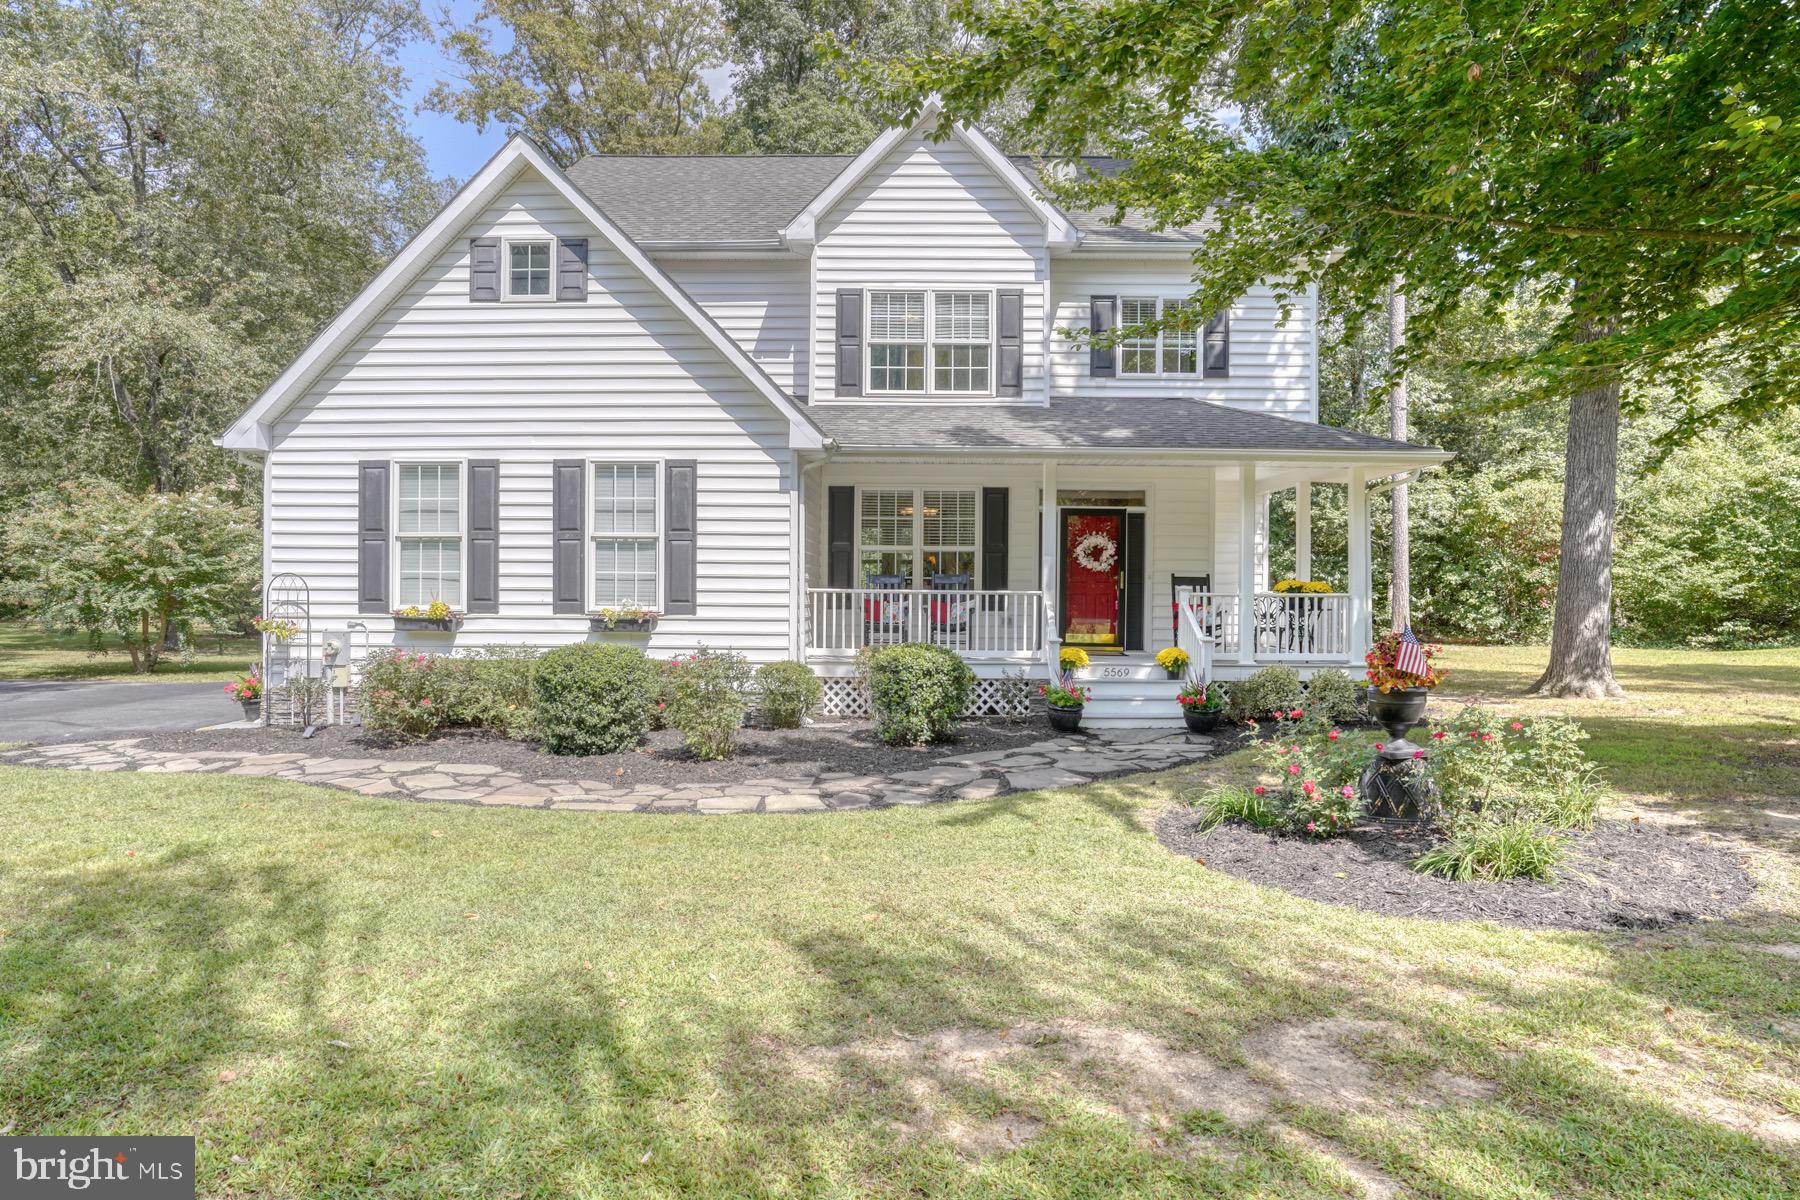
[591,461,659,607]
[1119,296,1202,376]
[396,462,463,607]
[867,289,995,395]
[505,239,552,298]
[856,487,979,586]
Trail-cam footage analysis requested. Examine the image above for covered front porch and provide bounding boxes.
[798,455,1394,684]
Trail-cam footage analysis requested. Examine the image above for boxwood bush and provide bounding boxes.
[1302,668,1362,726]
[531,642,659,755]
[755,660,822,729]
[1227,665,1304,722]
[866,643,974,745]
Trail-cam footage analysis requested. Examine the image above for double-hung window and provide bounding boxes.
[506,240,551,298]
[857,487,979,586]
[867,289,994,395]
[592,462,658,606]
[397,463,462,607]
[1119,296,1201,376]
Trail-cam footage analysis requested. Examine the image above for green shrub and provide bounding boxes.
[532,643,659,755]
[1304,668,1362,726]
[1247,715,1372,836]
[866,643,974,745]
[1413,822,1564,882]
[665,649,754,760]
[756,660,822,728]
[1428,707,1605,832]
[357,649,445,743]
[434,646,538,738]
[1191,785,1279,831]
[1228,666,1304,722]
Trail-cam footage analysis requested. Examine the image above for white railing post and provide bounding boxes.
[1238,463,1258,664]
[1347,466,1372,660]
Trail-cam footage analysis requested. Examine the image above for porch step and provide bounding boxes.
[1069,671,1186,728]
[1074,659,1182,685]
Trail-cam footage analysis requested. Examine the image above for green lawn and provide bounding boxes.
[0,645,1796,1197]
[0,619,260,682]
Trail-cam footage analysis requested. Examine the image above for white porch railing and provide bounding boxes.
[805,588,1046,657]
[1175,590,1356,662]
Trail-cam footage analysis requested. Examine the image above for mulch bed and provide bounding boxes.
[1155,809,1755,931]
[124,719,1054,790]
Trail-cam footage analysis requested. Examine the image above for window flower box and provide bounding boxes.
[589,607,659,635]
[393,603,463,633]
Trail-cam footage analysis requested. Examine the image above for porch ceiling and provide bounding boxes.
[809,396,1450,475]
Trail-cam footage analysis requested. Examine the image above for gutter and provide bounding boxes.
[821,443,1452,465]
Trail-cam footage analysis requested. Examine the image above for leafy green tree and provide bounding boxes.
[3,481,260,673]
[893,0,1800,697]
[0,0,437,503]
[429,0,742,164]
[726,0,955,152]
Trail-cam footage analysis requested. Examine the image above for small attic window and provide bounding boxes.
[506,240,551,298]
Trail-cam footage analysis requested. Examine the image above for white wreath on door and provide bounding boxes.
[1072,530,1119,573]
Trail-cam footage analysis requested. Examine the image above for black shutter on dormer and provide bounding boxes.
[835,289,863,396]
[1089,295,1117,377]
[996,289,1023,396]
[1204,310,1231,377]
[556,238,588,301]
[469,238,500,302]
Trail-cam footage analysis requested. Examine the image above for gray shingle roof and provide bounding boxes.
[563,152,1208,247]
[811,397,1446,457]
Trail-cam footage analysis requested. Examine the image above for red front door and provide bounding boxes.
[1062,511,1124,648]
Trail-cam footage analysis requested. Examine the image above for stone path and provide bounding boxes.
[1,730,1219,815]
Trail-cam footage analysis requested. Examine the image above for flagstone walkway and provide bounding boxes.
[1,730,1219,815]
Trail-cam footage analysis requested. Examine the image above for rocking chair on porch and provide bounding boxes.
[929,573,974,647]
[863,574,911,644]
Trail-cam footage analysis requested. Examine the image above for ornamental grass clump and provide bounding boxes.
[665,649,754,760]
[867,643,974,745]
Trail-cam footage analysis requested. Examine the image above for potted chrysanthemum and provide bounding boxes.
[1154,646,1190,679]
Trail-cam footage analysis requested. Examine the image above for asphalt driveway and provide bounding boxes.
[0,680,244,744]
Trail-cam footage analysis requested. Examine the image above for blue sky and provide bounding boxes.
[398,1,737,182]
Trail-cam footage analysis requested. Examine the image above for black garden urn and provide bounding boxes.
[1361,686,1434,819]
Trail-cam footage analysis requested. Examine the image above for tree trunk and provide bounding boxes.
[1388,279,1410,631]
[1532,323,1625,698]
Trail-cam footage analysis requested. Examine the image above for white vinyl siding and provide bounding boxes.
[397,462,462,607]
[813,130,1047,403]
[592,461,658,607]
[658,257,809,395]
[1052,259,1316,416]
[263,172,799,658]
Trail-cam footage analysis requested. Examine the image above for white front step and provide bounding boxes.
[1066,665,1188,727]
[1074,660,1183,684]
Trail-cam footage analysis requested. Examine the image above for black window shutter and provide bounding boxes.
[996,289,1023,396]
[827,486,855,588]
[469,238,500,302]
[557,237,588,301]
[358,461,389,613]
[467,460,500,613]
[1204,310,1231,377]
[1089,295,1117,377]
[980,487,1009,590]
[1124,512,1146,650]
[552,459,585,614]
[664,459,698,616]
[835,289,863,396]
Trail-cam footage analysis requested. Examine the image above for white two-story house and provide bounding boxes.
[220,103,1447,726]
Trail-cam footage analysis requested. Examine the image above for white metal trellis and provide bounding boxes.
[262,573,313,727]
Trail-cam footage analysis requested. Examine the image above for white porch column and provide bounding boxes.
[1040,459,1059,668]
[1294,482,1312,581]
[1347,467,1372,657]
[1238,461,1257,662]
[1255,492,1271,590]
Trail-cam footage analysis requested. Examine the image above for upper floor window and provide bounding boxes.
[1120,296,1200,376]
[867,290,993,395]
[397,462,462,607]
[507,240,552,298]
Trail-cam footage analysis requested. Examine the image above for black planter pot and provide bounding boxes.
[1163,667,1183,680]
[1183,708,1222,735]
[1047,704,1084,733]
[241,699,261,723]
[1368,686,1430,743]
[393,616,461,633]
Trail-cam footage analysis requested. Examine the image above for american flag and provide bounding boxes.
[1394,626,1429,679]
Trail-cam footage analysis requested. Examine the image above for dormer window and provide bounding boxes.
[506,240,552,298]
[867,289,993,395]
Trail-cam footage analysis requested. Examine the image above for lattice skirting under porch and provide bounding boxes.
[816,673,1045,719]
